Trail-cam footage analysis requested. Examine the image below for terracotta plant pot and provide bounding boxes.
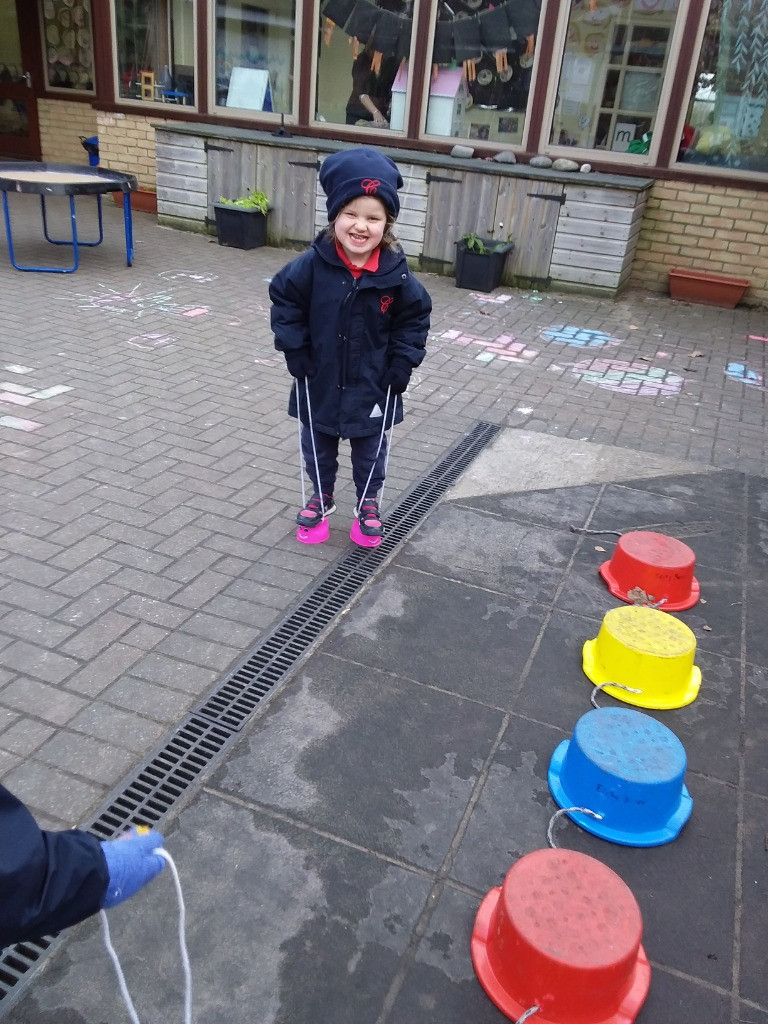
[669,268,750,308]
[111,189,157,214]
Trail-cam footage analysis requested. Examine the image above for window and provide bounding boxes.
[315,1,411,130]
[114,0,196,105]
[426,0,542,145]
[678,0,768,173]
[214,0,296,115]
[549,0,681,155]
[40,0,95,92]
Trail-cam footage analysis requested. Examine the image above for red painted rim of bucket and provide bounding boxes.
[599,559,700,611]
[471,886,652,1024]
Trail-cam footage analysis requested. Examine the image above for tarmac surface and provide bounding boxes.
[1,193,767,1023]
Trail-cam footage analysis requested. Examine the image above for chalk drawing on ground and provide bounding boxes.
[0,416,41,431]
[471,293,512,304]
[725,362,765,388]
[0,376,73,432]
[62,284,245,337]
[570,358,685,396]
[158,270,219,283]
[541,325,622,347]
[440,329,538,364]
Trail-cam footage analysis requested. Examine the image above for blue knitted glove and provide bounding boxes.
[100,829,166,909]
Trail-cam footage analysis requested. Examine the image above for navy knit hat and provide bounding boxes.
[319,147,402,221]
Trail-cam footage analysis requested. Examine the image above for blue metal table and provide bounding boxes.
[0,162,138,274]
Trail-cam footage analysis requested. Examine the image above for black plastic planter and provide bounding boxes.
[455,239,514,292]
[213,203,268,249]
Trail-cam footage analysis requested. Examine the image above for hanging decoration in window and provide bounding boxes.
[40,0,94,91]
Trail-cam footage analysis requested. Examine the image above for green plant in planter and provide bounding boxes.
[462,232,488,254]
[214,188,271,249]
[218,188,270,214]
[460,232,510,254]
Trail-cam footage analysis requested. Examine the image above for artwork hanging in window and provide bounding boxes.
[39,0,94,91]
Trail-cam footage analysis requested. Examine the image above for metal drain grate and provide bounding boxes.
[0,419,500,1014]
[82,716,236,839]
[192,420,501,731]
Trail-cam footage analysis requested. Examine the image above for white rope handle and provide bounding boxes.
[590,682,642,708]
[359,386,393,509]
[100,848,192,1024]
[295,379,307,511]
[547,806,603,849]
[295,377,326,518]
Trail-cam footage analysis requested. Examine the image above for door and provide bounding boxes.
[499,179,564,287]
[207,141,318,247]
[0,0,41,160]
[421,170,501,272]
[422,170,564,287]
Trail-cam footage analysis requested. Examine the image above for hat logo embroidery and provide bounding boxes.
[380,295,393,314]
[361,178,381,196]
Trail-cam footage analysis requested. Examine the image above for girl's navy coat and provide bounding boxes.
[0,784,107,948]
[270,233,431,438]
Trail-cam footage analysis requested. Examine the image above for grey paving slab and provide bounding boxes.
[323,568,545,708]
[396,503,580,605]
[211,652,505,871]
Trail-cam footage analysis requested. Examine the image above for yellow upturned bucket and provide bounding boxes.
[583,605,701,710]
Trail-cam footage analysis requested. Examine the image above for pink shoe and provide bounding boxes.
[295,493,335,527]
[355,497,383,537]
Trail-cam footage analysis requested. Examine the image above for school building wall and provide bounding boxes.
[630,180,768,308]
[38,99,98,166]
[38,100,165,195]
[32,98,768,307]
[96,111,168,193]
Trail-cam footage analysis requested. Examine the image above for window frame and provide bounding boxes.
[668,0,768,183]
[109,0,199,111]
[414,0,550,151]
[38,0,97,97]
[208,0,303,124]
[308,0,416,138]
[537,0,694,168]
[88,0,768,187]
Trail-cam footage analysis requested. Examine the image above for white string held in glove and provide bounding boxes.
[100,847,192,1024]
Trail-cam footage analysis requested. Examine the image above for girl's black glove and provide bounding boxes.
[285,350,316,379]
[382,358,412,395]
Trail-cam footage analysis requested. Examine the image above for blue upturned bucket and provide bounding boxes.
[80,135,99,167]
[548,706,693,847]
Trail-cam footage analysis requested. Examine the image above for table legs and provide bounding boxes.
[0,190,134,273]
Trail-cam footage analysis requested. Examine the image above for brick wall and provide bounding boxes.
[95,111,169,192]
[37,101,167,194]
[38,99,98,165]
[631,179,768,307]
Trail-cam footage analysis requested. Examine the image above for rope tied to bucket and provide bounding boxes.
[569,526,623,537]
[515,1005,541,1022]
[626,586,668,609]
[590,681,643,709]
[547,806,604,849]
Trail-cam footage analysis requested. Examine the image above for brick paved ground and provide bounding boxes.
[0,194,765,829]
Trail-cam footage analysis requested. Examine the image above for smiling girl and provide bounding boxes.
[270,147,431,541]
